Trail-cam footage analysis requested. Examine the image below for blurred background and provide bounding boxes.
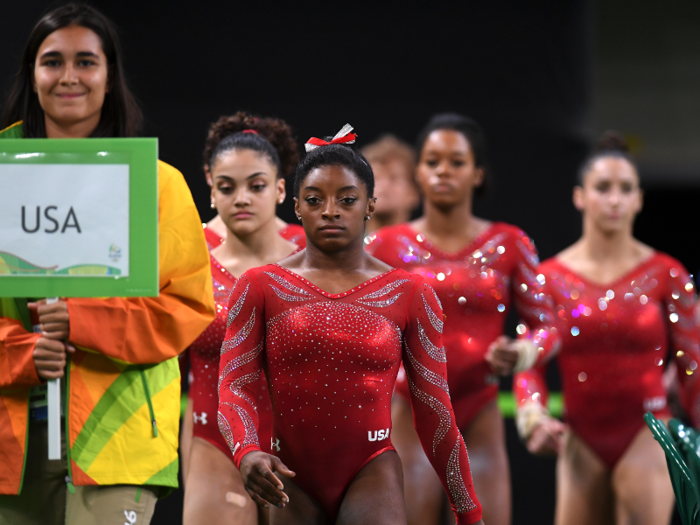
[2,1,698,523]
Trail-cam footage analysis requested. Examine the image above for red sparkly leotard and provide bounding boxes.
[514,253,700,468]
[188,224,305,458]
[218,266,483,524]
[366,222,560,429]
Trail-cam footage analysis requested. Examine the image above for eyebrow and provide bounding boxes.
[303,185,360,192]
[215,172,268,182]
[39,51,101,59]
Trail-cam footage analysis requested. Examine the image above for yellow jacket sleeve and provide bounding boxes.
[66,161,215,364]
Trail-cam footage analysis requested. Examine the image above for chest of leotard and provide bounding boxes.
[367,224,528,358]
[260,269,410,443]
[545,259,674,412]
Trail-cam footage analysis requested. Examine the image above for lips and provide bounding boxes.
[55,93,86,98]
[432,183,454,193]
[232,212,253,219]
[319,225,344,232]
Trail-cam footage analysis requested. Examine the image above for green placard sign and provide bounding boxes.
[0,138,158,297]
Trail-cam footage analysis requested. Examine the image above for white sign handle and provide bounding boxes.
[45,297,61,460]
[32,297,62,460]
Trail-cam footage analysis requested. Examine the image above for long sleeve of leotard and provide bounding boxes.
[403,281,483,525]
[511,234,561,368]
[218,271,266,467]
[663,261,700,426]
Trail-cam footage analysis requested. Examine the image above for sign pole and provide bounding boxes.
[32,297,61,460]
[46,296,61,460]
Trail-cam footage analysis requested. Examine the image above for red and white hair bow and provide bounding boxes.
[305,123,357,152]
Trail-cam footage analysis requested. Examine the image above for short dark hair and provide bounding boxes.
[204,111,298,179]
[578,130,636,185]
[416,113,490,197]
[2,3,142,138]
[293,143,374,198]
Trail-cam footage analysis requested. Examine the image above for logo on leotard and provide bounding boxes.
[643,396,667,412]
[193,412,208,425]
[368,428,390,442]
[271,437,281,452]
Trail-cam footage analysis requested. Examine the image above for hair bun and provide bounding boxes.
[595,130,629,154]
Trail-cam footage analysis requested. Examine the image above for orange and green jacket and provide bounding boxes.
[0,122,215,495]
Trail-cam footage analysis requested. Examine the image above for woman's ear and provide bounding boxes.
[293,197,301,221]
[572,185,584,212]
[204,166,213,187]
[367,196,377,219]
[473,166,485,188]
[276,178,286,205]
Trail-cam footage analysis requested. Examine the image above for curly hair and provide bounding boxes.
[203,111,299,178]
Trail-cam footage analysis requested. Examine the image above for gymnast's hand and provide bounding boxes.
[239,450,295,509]
[485,335,520,375]
[526,417,566,456]
[28,299,70,340]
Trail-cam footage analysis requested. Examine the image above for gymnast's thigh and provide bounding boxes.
[336,449,406,525]
[612,424,674,525]
[461,400,511,525]
[390,395,444,525]
[554,429,614,525]
[269,474,331,525]
[183,437,258,525]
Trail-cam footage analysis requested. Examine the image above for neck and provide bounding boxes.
[420,198,475,236]
[44,114,100,139]
[365,210,411,233]
[579,218,635,262]
[302,237,369,274]
[218,218,284,262]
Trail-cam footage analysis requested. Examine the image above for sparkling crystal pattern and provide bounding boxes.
[221,309,256,355]
[407,376,451,455]
[227,284,249,328]
[405,343,450,394]
[418,320,447,362]
[447,434,477,513]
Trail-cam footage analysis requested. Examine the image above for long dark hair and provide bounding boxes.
[2,3,142,138]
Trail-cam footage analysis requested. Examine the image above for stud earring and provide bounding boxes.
[210,202,216,209]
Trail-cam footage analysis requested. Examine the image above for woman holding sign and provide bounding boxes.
[182,113,305,525]
[0,4,215,525]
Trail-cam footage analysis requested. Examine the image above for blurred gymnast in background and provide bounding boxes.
[514,132,700,525]
[366,113,560,525]
[360,135,419,234]
[181,113,304,525]
[180,113,305,481]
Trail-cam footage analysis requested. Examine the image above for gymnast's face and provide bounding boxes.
[211,149,285,237]
[295,165,374,252]
[33,25,110,137]
[416,130,484,209]
[574,156,642,234]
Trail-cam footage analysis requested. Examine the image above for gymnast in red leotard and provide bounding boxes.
[218,125,484,525]
[513,132,700,525]
[365,113,560,525]
[182,112,305,525]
